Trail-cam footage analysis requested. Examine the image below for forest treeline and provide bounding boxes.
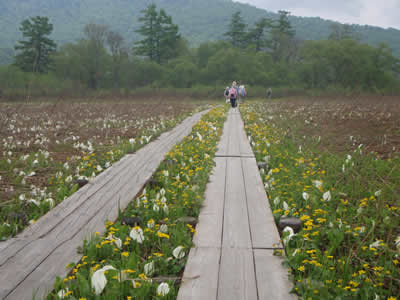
[1,6,400,99]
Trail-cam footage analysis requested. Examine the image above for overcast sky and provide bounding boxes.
[235,0,400,29]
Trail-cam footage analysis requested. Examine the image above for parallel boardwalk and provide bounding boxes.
[0,110,208,300]
[178,108,295,300]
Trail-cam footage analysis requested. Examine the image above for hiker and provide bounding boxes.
[228,82,238,108]
[238,85,247,103]
[267,87,272,99]
[224,86,230,104]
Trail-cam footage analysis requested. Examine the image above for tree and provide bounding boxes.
[14,16,57,73]
[329,23,360,41]
[270,11,295,61]
[135,4,181,64]
[83,23,109,89]
[247,17,273,52]
[107,30,128,88]
[135,4,158,62]
[224,11,247,48]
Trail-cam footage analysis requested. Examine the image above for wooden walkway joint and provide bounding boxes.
[0,110,209,300]
[178,108,295,300]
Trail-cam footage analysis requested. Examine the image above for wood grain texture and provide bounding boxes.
[226,110,241,156]
[0,110,208,300]
[254,250,296,300]
[242,157,282,249]
[222,157,252,249]
[217,247,258,300]
[179,107,292,300]
[177,247,220,300]
[193,157,226,248]
[237,114,255,157]
[215,109,232,157]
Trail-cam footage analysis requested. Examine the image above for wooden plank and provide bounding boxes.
[0,110,208,300]
[222,157,252,249]
[177,247,220,300]
[215,110,231,156]
[254,250,296,300]
[237,116,255,157]
[217,247,258,300]
[0,112,201,263]
[226,110,241,156]
[193,157,226,248]
[0,115,191,265]
[242,157,282,249]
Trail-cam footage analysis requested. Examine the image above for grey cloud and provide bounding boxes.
[235,0,400,29]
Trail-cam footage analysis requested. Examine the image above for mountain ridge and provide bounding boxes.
[1,0,400,64]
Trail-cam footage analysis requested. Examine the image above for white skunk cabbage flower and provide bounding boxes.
[283,201,289,211]
[369,240,383,249]
[282,226,296,245]
[394,235,400,250]
[323,191,331,202]
[129,226,144,243]
[147,219,155,228]
[106,235,122,249]
[45,198,54,208]
[159,224,168,233]
[302,192,309,201]
[157,282,170,296]
[91,265,116,295]
[28,199,41,207]
[162,204,169,214]
[57,288,69,299]
[172,246,185,259]
[144,261,154,276]
[313,180,323,189]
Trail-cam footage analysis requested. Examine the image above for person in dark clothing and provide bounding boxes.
[229,81,238,108]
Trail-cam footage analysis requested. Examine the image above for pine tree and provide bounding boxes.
[135,4,180,64]
[224,11,247,48]
[14,16,57,73]
[270,11,295,61]
[135,4,158,61]
[247,17,273,52]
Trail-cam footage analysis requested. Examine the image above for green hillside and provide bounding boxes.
[1,0,400,64]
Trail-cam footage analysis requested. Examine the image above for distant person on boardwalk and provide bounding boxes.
[224,86,230,104]
[228,81,238,108]
[267,87,272,99]
[238,85,247,103]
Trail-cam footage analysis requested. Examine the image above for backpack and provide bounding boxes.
[224,88,229,97]
[229,87,237,99]
[239,87,246,97]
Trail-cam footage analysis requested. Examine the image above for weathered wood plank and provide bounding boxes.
[177,247,220,300]
[254,250,296,300]
[193,157,226,248]
[0,110,208,300]
[222,157,252,249]
[0,113,200,263]
[242,157,282,249]
[237,116,255,157]
[215,109,231,157]
[226,110,241,156]
[0,116,190,265]
[179,108,293,300]
[217,247,257,300]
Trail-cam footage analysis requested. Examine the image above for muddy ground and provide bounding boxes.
[260,96,400,158]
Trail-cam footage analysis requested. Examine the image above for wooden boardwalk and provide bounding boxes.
[0,110,208,300]
[178,108,295,300]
